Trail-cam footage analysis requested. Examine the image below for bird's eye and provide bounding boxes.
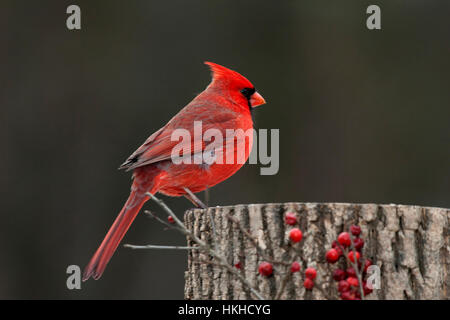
[240,87,255,99]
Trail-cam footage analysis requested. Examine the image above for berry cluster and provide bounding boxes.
[245,214,375,298]
[325,225,373,300]
[257,212,317,290]
[303,267,317,290]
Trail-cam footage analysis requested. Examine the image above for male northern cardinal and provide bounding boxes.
[83,62,266,281]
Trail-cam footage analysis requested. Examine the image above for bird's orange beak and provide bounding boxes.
[250,92,266,107]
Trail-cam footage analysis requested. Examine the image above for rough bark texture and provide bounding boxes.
[184,203,449,300]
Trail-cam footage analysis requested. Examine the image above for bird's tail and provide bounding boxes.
[83,169,160,281]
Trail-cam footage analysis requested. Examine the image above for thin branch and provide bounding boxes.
[124,244,200,250]
[144,210,180,230]
[225,213,290,267]
[204,187,210,207]
[146,192,266,300]
[192,256,268,300]
[183,187,208,209]
[313,278,334,300]
[336,238,365,300]
[146,192,190,234]
[184,187,217,249]
[349,232,365,300]
[274,248,304,300]
[274,271,292,300]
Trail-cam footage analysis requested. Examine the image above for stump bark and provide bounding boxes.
[183,203,449,300]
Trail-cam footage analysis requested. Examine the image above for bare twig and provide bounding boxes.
[145,192,266,300]
[274,271,292,300]
[336,238,365,300]
[349,233,365,300]
[274,250,298,300]
[226,214,258,246]
[225,213,290,267]
[183,187,208,209]
[144,210,180,230]
[184,187,217,249]
[204,187,210,207]
[124,244,200,250]
[313,277,334,300]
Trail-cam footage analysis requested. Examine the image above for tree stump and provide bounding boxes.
[183,203,449,300]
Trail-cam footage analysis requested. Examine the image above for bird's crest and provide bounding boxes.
[204,61,253,89]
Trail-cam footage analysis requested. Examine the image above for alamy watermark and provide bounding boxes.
[366,5,381,30]
[366,265,381,290]
[170,121,280,175]
[66,265,81,290]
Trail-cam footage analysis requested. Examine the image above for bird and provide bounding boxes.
[82,62,266,281]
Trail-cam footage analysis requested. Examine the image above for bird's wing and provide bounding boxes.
[119,102,246,171]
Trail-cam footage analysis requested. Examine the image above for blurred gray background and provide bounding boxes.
[0,0,449,299]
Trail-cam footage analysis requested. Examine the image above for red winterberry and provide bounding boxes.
[331,241,343,256]
[347,276,359,287]
[289,228,303,243]
[338,280,351,292]
[167,216,175,223]
[350,225,361,236]
[305,267,317,280]
[332,269,346,281]
[284,212,297,225]
[303,278,315,290]
[341,291,356,300]
[346,267,357,278]
[348,251,360,263]
[290,261,301,273]
[338,232,351,247]
[363,281,373,295]
[326,248,340,263]
[235,262,242,269]
[353,237,364,251]
[258,262,273,276]
[363,259,372,273]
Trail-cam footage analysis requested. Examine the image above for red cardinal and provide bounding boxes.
[83,62,266,281]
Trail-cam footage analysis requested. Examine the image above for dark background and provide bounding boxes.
[0,1,448,299]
